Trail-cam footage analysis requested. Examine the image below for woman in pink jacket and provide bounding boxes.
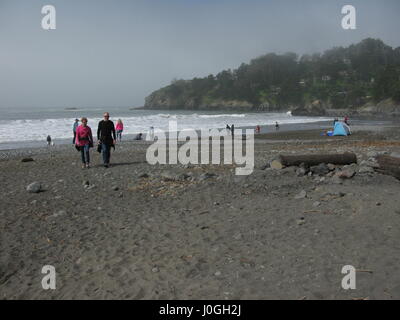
[75,117,93,169]
[116,119,124,141]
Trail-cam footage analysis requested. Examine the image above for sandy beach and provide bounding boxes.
[1,123,400,300]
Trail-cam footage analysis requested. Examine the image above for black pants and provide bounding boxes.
[73,132,76,144]
[101,143,111,164]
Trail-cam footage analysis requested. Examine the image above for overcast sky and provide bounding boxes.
[0,0,399,108]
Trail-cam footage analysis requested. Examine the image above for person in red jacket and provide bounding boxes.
[115,119,124,142]
[75,117,93,169]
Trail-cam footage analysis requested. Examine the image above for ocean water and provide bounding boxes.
[0,106,331,149]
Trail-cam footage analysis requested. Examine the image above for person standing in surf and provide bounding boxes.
[75,117,93,169]
[146,126,155,141]
[72,119,79,144]
[97,112,116,168]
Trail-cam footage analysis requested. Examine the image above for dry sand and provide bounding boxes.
[1,125,400,300]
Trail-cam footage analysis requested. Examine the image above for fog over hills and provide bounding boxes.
[0,0,399,108]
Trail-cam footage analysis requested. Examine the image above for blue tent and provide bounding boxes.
[333,122,351,136]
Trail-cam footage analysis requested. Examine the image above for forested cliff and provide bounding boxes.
[144,38,400,116]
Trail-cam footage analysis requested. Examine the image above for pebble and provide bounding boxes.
[296,167,307,176]
[260,163,270,170]
[313,201,321,207]
[327,163,336,171]
[199,172,216,181]
[335,168,356,179]
[177,173,190,181]
[52,210,66,217]
[233,233,242,240]
[297,217,306,225]
[270,160,283,170]
[295,190,307,199]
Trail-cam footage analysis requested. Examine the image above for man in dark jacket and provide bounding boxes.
[97,112,116,168]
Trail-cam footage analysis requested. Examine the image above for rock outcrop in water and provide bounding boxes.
[145,91,253,111]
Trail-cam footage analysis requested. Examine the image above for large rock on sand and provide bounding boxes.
[26,182,42,193]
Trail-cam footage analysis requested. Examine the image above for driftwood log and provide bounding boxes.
[375,155,400,180]
[271,152,357,169]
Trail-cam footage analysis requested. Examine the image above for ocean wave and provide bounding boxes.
[0,112,331,144]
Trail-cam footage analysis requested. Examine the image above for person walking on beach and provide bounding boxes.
[116,119,124,141]
[344,116,350,126]
[72,119,79,144]
[46,135,52,146]
[275,121,280,131]
[255,125,261,134]
[97,112,116,168]
[75,117,93,169]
